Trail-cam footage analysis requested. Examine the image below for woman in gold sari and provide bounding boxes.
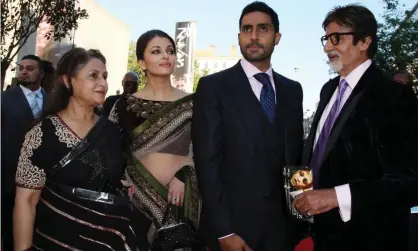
[108,30,201,250]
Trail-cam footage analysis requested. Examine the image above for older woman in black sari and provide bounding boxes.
[13,48,142,250]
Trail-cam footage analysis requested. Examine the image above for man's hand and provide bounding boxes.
[293,188,339,216]
[219,234,252,251]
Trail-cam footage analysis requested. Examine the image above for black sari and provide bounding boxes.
[15,115,143,250]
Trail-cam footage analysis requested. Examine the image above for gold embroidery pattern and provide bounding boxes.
[136,110,193,153]
[109,101,119,124]
[125,98,200,244]
[15,122,46,189]
[49,116,80,147]
[78,149,105,182]
[126,96,170,119]
[125,167,167,225]
[188,168,201,228]
[130,101,193,152]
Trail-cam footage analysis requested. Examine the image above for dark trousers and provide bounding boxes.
[205,201,291,251]
[410,214,418,251]
[2,193,14,251]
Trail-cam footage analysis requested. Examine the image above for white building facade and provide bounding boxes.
[195,45,241,74]
[4,0,130,97]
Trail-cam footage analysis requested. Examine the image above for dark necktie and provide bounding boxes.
[310,79,349,188]
[254,73,275,122]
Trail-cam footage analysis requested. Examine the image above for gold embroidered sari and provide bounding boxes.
[114,94,201,247]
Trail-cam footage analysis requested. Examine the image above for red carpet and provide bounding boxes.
[295,237,314,251]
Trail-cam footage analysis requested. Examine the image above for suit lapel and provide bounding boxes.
[273,73,286,124]
[320,65,377,165]
[41,89,47,109]
[273,73,292,161]
[303,79,338,164]
[227,63,267,152]
[14,86,35,119]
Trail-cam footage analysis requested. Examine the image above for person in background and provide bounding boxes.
[392,70,414,87]
[391,70,418,251]
[297,4,418,251]
[41,60,56,93]
[1,54,46,251]
[103,71,139,114]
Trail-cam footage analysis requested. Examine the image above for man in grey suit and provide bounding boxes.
[1,54,46,251]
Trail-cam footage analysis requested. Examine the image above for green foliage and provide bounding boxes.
[1,0,88,89]
[127,41,146,90]
[375,0,418,88]
[193,60,210,92]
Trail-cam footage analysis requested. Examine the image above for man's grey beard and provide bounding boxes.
[327,51,343,73]
[329,60,343,73]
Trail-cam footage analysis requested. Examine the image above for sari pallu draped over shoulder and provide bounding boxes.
[15,114,142,250]
[123,94,201,246]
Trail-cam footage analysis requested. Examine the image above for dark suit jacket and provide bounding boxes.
[1,86,46,195]
[103,94,121,115]
[192,62,304,250]
[304,64,418,251]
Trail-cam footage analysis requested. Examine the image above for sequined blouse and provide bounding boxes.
[109,94,171,134]
[108,94,193,157]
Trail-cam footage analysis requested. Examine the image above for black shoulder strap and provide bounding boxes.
[49,115,108,174]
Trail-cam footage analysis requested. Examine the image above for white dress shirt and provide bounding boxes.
[20,85,44,110]
[314,59,372,222]
[219,59,276,240]
[240,58,276,102]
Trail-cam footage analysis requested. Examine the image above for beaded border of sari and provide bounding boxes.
[40,198,133,251]
[125,168,168,226]
[129,109,193,199]
[129,94,193,141]
[134,110,192,154]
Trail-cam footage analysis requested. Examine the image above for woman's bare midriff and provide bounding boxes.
[139,152,193,186]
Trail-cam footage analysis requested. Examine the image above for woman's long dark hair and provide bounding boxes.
[135,29,176,79]
[40,48,106,120]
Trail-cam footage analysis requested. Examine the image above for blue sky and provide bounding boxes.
[95,0,416,111]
